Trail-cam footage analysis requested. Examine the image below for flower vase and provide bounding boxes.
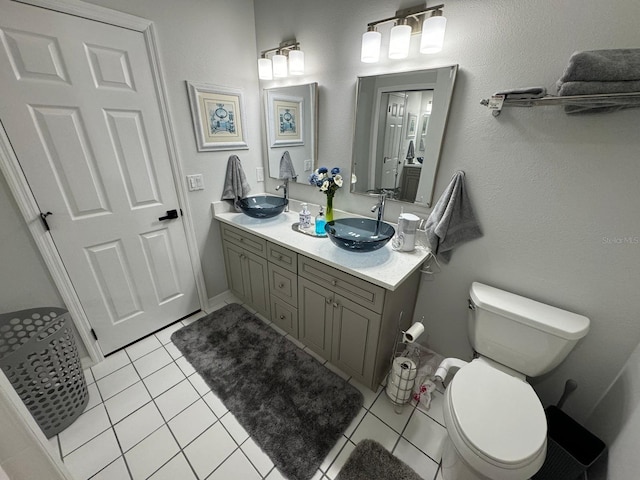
[325,194,334,223]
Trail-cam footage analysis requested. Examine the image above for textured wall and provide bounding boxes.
[254,0,640,422]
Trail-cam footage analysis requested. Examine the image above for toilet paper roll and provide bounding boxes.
[403,322,425,343]
[387,357,417,403]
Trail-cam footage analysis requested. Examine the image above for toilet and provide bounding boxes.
[437,282,590,480]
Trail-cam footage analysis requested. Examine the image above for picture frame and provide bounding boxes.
[265,91,304,147]
[407,114,417,138]
[186,81,248,152]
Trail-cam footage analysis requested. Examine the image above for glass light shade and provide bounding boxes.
[420,15,447,54]
[388,24,412,59]
[258,58,273,80]
[361,30,382,63]
[272,54,288,77]
[288,50,305,75]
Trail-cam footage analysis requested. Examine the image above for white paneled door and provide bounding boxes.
[0,1,199,354]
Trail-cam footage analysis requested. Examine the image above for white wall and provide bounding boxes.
[254,0,640,422]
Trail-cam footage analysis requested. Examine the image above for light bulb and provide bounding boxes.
[420,13,447,54]
[388,23,412,59]
[258,57,273,80]
[361,30,382,63]
[289,50,305,75]
[272,54,288,77]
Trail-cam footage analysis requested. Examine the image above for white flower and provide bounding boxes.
[320,180,329,191]
[334,175,343,187]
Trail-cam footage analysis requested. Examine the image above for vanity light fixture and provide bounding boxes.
[360,3,446,63]
[258,39,305,80]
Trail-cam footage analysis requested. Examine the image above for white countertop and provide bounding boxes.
[212,201,430,291]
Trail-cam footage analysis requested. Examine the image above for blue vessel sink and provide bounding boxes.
[236,195,288,219]
[325,218,395,252]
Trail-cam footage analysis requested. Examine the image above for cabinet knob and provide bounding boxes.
[280,314,285,320]
[331,279,337,286]
[278,283,284,289]
[333,302,339,308]
[239,237,244,242]
[278,255,283,260]
[325,298,331,304]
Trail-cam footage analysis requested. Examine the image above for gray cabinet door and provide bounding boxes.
[223,241,248,301]
[331,294,381,385]
[298,277,333,359]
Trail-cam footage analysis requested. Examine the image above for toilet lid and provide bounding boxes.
[449,361,547,466]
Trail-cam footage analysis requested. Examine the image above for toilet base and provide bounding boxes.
[441,436,491,480]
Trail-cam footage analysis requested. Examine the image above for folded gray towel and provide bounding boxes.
[406,140,415,163]
[221,154,250,210]
[494,86,547,100]
[278,151,297,182]
[559,49,640,83]
[425,171,482,263]
[558,79,640,96]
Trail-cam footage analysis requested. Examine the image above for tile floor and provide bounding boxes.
[48,298,448,480]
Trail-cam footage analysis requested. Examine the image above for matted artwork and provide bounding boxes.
[407,114,417,138]
[187,82,248,151]
[266,93,304,147]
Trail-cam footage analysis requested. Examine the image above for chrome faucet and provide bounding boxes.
[370,191,387,223]
[275,179,289,212]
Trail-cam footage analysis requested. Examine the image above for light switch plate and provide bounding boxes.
[256,167,264,182]
[304,159,312,171]
[186,174,204,191]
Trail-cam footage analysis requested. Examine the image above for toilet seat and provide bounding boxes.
[446,359,546,471]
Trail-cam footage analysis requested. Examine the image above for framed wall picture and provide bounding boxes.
[265,91,304,147]
[186,82,248,151]
[407,114,417,138]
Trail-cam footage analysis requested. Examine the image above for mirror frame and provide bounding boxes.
[264,82,318,181]
[350,65,458,207]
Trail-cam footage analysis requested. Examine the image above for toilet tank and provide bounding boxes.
[468,282,590,377]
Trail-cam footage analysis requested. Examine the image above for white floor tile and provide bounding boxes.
[240,438,274,476]
[202,391,228,418]
[207,448,261,480]
[168,399,217,448]
[143,363,185,398]
[320,436,347,472]
[154,378,200,421]
[84,368,95,386]
[124,425,179,480]
[220,412,249,444]
[418,389,445,427]
[126,335,162,362]
[403,409,448,461]
[393,437,440,480]
[132,347,172,378]
[311,470,324,480]
[369,393,414,433]
[63,429,120,480]
[114,402,165,452]
[348,379,381,409]
[350,413,399,452]
[46,436,60,460]
[175,356,196,376]
[264,468,287,480]
[96,364,140,400]
[187,372,211,396]
[91,456,131,480]
[163,341,183,360]
[326,440,355,479]
[182,310,208,326]
[154,322,185,345]
[104,381,152,424]
[85,382,102,411]
[59,404,111,456]
[343,407,366,438]
[91,350,130,380]
[148,453,196,480]
[183,422,236,479]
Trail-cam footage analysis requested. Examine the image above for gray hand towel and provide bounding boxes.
[406,140,415,163]
[558,49,640,83]
[558,79,640,96]
[494,86,547,100]
[425,171,482,263]
[221,154,250,210]
[278,151,297,182]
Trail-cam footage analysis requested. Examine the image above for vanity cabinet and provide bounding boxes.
[221,224,270,319]
[399,165,421,203]
[267,242,298,336]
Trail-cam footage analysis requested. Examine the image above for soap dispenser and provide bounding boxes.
[299,203,311,229]
[315,206,326,235]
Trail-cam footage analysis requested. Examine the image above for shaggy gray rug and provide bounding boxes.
[171,303,363,480]
[336,440,424,480]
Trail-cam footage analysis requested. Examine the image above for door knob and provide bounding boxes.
[158,209,178,221]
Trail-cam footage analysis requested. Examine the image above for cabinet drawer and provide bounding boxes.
[268,263,298,307]
[298,256,385,313]
[221,224,267,257]
[271,297,298,337]
[267,242,297,273]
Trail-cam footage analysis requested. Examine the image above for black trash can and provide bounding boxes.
[533,406,606,480]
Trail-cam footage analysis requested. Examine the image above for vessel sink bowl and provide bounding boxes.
[325,218,395,252]
[236,195,288,219]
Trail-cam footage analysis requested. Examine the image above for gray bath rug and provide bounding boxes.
[336,440,424,480]
[171,303,363,480]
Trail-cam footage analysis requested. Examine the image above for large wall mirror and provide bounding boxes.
[351,65,458,207]
[264,83,318,181]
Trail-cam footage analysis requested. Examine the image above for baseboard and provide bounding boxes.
[207,290,236,312]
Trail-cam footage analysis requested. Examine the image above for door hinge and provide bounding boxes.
[91,328,98,341]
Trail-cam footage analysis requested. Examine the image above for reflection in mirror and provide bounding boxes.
[351,65,457,207]
[265,83,318,181]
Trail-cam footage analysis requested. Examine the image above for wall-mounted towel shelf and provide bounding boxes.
[480,92,640,116]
